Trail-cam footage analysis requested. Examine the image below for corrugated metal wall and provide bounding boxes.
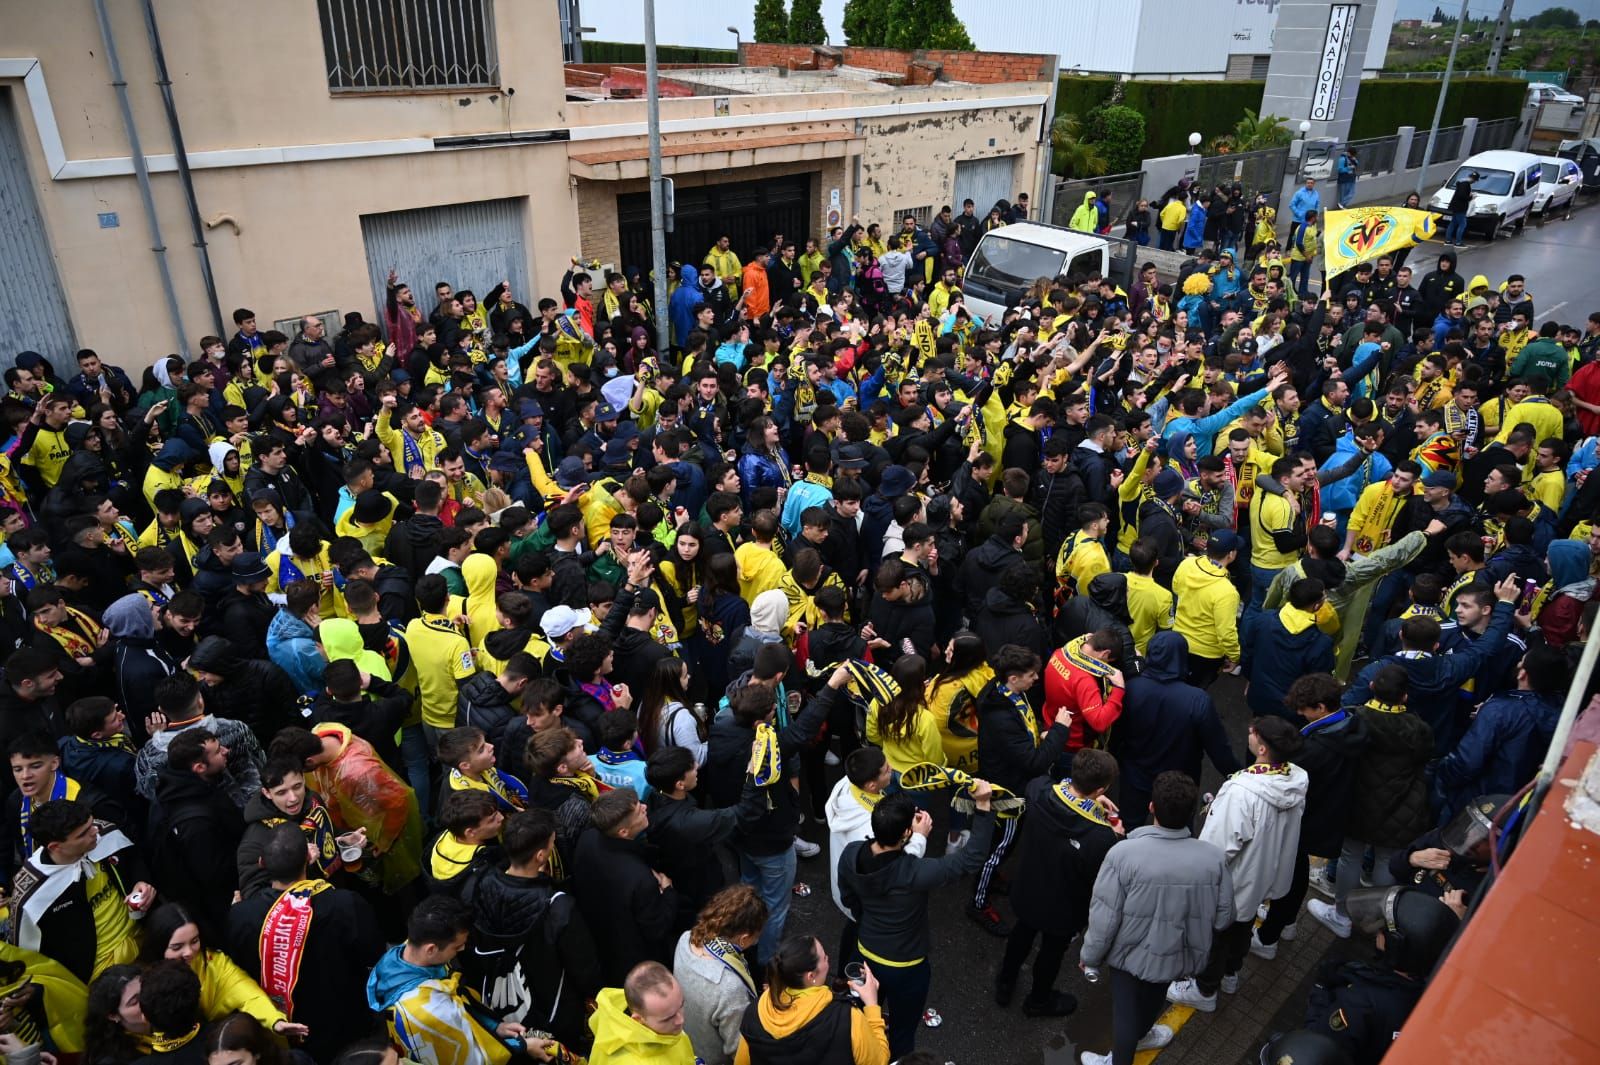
[954,156,1020,217]
[360,197,531,341]
[0,88,76,373]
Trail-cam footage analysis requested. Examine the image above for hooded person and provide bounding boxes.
[587,964,698,1065]
[143,439,197,515]
[1069,191,1100,233]
[102,594,178,736]
[461,554,501,649]
[1056,572,1139,673]
[1242,578,1336,721]
[667,264,705,350]
[726,589,790,682]
[1532,538,1594,647]
[206,442,245,501]
[1111,632,1242,830]
[187,635,298,746]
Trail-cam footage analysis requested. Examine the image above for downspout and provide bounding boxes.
[140,0,224,336]
[1036,53,1060,224]
[92,0,187,353]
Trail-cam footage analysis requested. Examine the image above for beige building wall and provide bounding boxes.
[857,106,1039,223]
[1,0,578,365]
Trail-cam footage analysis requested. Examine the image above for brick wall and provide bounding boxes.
[736,42,1049,84]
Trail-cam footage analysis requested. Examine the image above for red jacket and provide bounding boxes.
[1043,649,1124,751]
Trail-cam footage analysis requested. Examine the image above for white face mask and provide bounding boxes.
[604,367,618,378]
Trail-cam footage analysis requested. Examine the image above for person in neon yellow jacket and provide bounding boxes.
[1069,190,1100,233]
[590,962,701,1064]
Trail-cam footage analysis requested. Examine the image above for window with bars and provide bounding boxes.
[897,206,934,226]
[317,0,499,93]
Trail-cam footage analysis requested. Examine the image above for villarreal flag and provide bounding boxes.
[1323,207,1439,276]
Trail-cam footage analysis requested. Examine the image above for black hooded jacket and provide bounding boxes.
[457,868,603,1049]
[974,586,1051,664]
[1418,252,1463,321]
[189,637,300,745]
[1056,572,1139,674]
[149,764,245,930]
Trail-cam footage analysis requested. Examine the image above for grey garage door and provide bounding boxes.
[361,197,531,339]
[954,155,1020,216]
[0,88,75,373]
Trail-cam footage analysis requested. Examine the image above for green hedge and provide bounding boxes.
[1057,75,1528,162]
[1346,78,1528,139]
[580,40,739,64]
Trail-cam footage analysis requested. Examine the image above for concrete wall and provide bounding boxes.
[1,0,578,363]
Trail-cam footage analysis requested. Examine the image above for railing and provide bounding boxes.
[1378,69,1567,87]
[1194,146,1291,209]
[1407,124,1465,169]
[1346,133,1402,175]
[1474,117,1521,152]
[1050,170,1147,229]
[318,0,499,93]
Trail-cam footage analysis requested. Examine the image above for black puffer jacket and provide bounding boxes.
[458,869,603,1049]
[959,535,1025,618]
[1348,705,1433,847]
[1296,708,1369,857]
[1056,572,1139,674]
[458,671,521,750]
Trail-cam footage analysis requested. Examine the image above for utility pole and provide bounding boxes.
[1416,0,1471,196]
[1486,0,1516,74]
[645,0,671,348]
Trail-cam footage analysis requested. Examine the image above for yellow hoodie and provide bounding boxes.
[589,986,699,1064]
[462,553,501,648]
[733,985,889,1065]
[1171,556,1241,661]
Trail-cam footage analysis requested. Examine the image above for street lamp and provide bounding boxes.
[1299,120,1312,135]
[1188,131,1202,154]
[727,26,740,51]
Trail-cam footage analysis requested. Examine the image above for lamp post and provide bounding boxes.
[1416,0,1471,196]
[727,26,740,52]
[646,0,670,346]
[1188,132,1202,155]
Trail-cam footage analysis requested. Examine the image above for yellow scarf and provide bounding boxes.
[1050,781,1113,826]
[849,783,885,811]
[35,608,100,659]
[1062,635,1115,696]
[749,722,781,787]
[549,772,606,802]
[898,762,1026,819]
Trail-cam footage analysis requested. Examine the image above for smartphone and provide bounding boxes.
[1517,577,1539,614]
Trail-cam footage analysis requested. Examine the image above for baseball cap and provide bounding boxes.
[540,605,591,640]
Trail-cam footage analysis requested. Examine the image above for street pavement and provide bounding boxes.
[747,200,1598,1065]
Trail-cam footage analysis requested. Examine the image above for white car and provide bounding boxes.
[1528,82,1585,108]
[1534,157,1583,217]
[1427,150,1543,240]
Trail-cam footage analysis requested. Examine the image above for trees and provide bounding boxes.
[1051,115,1109,179]
[1082,105,1146,175]
[754,0,789,44]
[1207,110,1293,154]
[843,0,889,46]
[787,0,827,43]
[1527,7,1580,30]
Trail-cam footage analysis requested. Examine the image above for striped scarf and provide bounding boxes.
[1063,635,1115,698]
[749,722,782,787]
[1001,685,1040,746]
[899,762,1025,819]
[1050,781,1112,826]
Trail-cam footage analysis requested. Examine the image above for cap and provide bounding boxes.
[879,465,916,497]
[1237,338,1258,355]
[603,436,631,466]
[595,402,619,422]
[1423,471,1456,490]
[612,419,640,442]
[14,351,46,371]
[1209,529,1242,554]
[1151,468,1185,499]
[229,551,271,584]
[555,456,588,489]
[835,444,869,470]
[488,451,521,474]
[540,605,589,640]
[518,398,544,419]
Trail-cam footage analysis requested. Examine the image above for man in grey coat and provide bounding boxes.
[1078,771,1234,1065]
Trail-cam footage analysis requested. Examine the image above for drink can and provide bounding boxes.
[1083,966,1101,983]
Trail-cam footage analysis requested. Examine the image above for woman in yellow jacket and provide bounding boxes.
[735,936,889,1065]
[138,904,306,1039]
[864,656,945,780]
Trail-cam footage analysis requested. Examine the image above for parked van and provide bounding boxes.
[1427,150,1544,241]
[961,223,1184,324]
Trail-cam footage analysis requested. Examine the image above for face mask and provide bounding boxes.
[604,367,618,378]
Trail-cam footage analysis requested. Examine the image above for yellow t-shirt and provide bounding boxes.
[1250,490,1302,570]
[22,427,72,488]
[1529,468,1565,514]
[926,667,992,776]
[865,704,946,774]
[1124,571,1175,654]
[86,860,139,980]
[403,613,476,728]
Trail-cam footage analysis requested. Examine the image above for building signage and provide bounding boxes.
[1310,4,1359,121]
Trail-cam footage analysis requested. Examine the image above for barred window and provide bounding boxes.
[897,206,934,226]
[318,0,499,93]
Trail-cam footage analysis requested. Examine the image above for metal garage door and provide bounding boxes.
[361,197,531,339]
[617,173,812,276]
[954,155,1020,217]
[0,88,75,373]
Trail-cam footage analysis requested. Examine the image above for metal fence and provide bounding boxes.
[1346,134,1402,176]
[1407,124,1465,170]
[1474,117,1520,152]
[1050,170,1147,229]
[318,0,499,92]
[1194,146,1291,209]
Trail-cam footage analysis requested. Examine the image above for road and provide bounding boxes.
[743,205,1596,1065]
[1407,196,1600,326]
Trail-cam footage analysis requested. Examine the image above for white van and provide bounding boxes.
[961,224,1110,324]
[1427,150,1544,241]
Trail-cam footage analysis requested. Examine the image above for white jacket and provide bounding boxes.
[1199,764,1308,916]
[823,776,926,916]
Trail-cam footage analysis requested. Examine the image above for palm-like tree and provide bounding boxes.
[1052,114,1108,178]
[1210,110,1294,154]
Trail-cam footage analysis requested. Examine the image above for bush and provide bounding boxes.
[787,0,826,44]
[1083,105,1146,175]
[581,41,739,64]
[1347,78,1528,139]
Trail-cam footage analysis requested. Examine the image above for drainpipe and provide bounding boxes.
[140,0,224,336]
[92,0,188,353]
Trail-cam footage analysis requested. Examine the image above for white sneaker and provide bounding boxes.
[1308,867,1337,898]
[1280,922,1298,942]
[1080,1053,1112,1065]
[1136,1025,1174,1051]
[947,829,971,851]
[1166,978,1217,1012]
[792,836,821,858]
[1249,930,1277,959]
[1220,972,1240,994]
[823,749,841,767]
[1308,898,1352,938]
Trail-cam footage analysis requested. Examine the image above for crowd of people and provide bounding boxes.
[0,189,1594,1065]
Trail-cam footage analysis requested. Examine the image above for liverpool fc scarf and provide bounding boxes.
[259,878,334,1020]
